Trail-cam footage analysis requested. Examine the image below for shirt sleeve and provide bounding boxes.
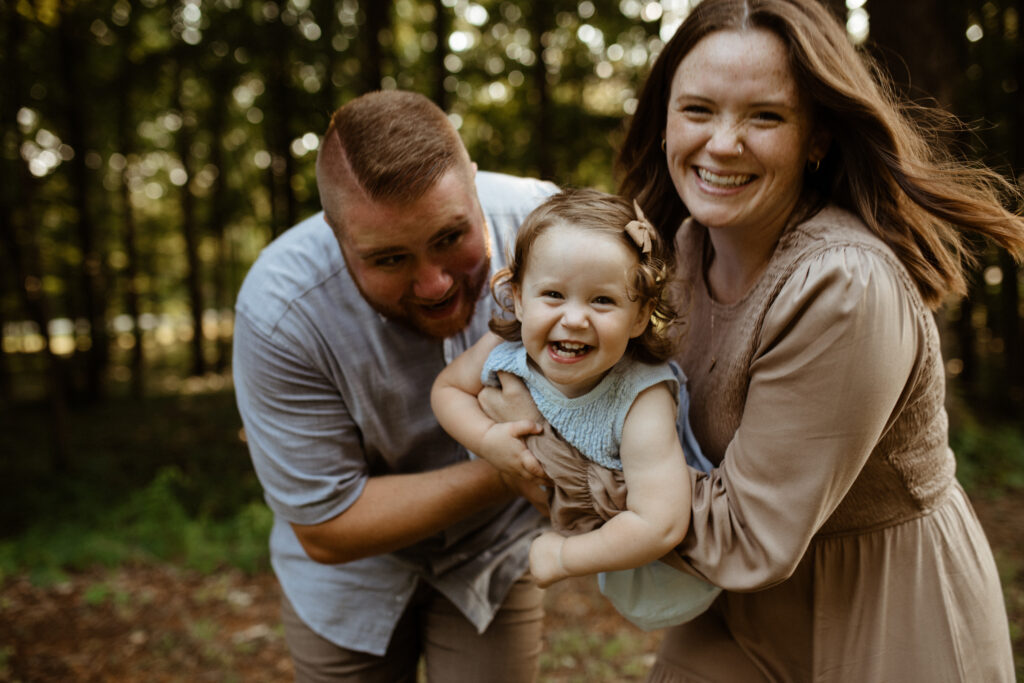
[232,310,367,526]
[678,246,922,590]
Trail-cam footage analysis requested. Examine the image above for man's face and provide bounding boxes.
[329,165,490,340]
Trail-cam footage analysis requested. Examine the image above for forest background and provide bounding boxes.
[1,0,1022,680]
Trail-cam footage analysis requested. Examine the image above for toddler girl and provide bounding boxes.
[431,188,718,630]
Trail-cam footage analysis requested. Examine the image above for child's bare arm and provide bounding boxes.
[529,382,691,585]
[431,333,546,481]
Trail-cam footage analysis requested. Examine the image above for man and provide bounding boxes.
[232,90,558,681]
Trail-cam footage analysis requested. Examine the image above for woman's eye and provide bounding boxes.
[683,105,712,117]
[754,111,784,123]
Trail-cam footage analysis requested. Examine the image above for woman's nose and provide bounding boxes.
[707,119,744,157]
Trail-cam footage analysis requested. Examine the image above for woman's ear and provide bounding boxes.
[808,124,832,166]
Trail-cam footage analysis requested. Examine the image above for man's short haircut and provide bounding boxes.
[323,90,467,205]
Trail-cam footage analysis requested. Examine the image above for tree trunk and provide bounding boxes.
[432,0,449,110]
[267,8,297,234]
[530,0,554,180]
[362,1,390,93]
[117,49,145,398]
[2,4,70,466]
[865,0,964,107]
[998,251,1022,401]
[58,6,108,401]
[207,67,232,373]
[174,57,207,377]
[317,0,338,116]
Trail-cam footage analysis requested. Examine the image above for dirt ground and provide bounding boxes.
[2,496,1021,682]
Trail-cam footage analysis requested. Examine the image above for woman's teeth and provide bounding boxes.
[698,168,753,187]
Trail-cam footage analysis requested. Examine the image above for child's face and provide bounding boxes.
[513,224,651,398]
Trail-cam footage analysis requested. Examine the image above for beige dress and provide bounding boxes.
[646,206,1014,682]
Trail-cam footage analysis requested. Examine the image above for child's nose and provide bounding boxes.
[560,303,589,329]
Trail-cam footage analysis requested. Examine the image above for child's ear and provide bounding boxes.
[630,301,655,338]
[512,285,524,322]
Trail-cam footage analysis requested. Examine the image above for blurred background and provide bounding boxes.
[0,0,1022,679]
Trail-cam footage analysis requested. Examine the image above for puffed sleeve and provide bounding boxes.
[232,311,368,526]
[678,246,921,590]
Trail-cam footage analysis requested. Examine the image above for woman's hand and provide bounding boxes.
[479,371,543,423]
[529,530,570,587]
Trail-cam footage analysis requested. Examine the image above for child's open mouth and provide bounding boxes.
[549,341,591,359]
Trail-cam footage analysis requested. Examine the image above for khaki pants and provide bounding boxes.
[281,574,544,683]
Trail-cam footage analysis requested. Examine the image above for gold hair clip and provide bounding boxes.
[624,200,654,255]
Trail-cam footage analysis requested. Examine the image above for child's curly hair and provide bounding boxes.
[489,188,677,364]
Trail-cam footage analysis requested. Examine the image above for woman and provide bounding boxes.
[485,0,1023,679]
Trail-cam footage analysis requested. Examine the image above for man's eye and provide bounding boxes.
[436,231,462,248]
[373,254,408,268]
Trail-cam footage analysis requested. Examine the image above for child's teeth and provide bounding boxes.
[553,342,588,357]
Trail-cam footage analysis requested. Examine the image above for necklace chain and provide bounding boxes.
[708,307,717,373]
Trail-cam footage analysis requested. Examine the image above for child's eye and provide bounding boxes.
[541,290,563,299]
[592,295,615,305]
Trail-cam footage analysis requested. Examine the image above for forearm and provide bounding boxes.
[293,458,512,564]
[561,509,687,576]
[432,386,493,454]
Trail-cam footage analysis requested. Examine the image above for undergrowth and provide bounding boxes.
[0,387,1021,586]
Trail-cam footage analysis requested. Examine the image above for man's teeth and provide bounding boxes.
[698,168,752,186]
[424,295,454,309]
[552,341,590,357]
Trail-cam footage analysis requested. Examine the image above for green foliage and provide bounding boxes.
[0,390,272,581]
[950,412,1024,497]
[540,626,653,682]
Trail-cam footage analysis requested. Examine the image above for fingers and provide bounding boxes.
[506,419,544,438]
[518,450,549,482]
[479,372,542,423]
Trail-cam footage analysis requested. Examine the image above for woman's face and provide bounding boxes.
[665,28,827,241]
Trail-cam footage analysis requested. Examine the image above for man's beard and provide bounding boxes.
[357,260,489,340]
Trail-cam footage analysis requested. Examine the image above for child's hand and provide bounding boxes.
[529,531,569,587]
[479,420,547,482]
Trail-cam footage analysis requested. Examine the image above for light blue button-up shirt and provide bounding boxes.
[233,171,558,655]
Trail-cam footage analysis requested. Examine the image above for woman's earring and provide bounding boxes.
[807,158,822,173]
[661,138,666,153]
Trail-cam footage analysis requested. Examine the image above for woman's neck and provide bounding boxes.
[703,224,781,305]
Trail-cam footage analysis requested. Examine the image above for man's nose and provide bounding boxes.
[412,260,454,299]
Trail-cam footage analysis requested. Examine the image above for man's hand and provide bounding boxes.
[498,472,550,518]
[529,530,570,587]
[480,420,547,482]
[479,371,543,423]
